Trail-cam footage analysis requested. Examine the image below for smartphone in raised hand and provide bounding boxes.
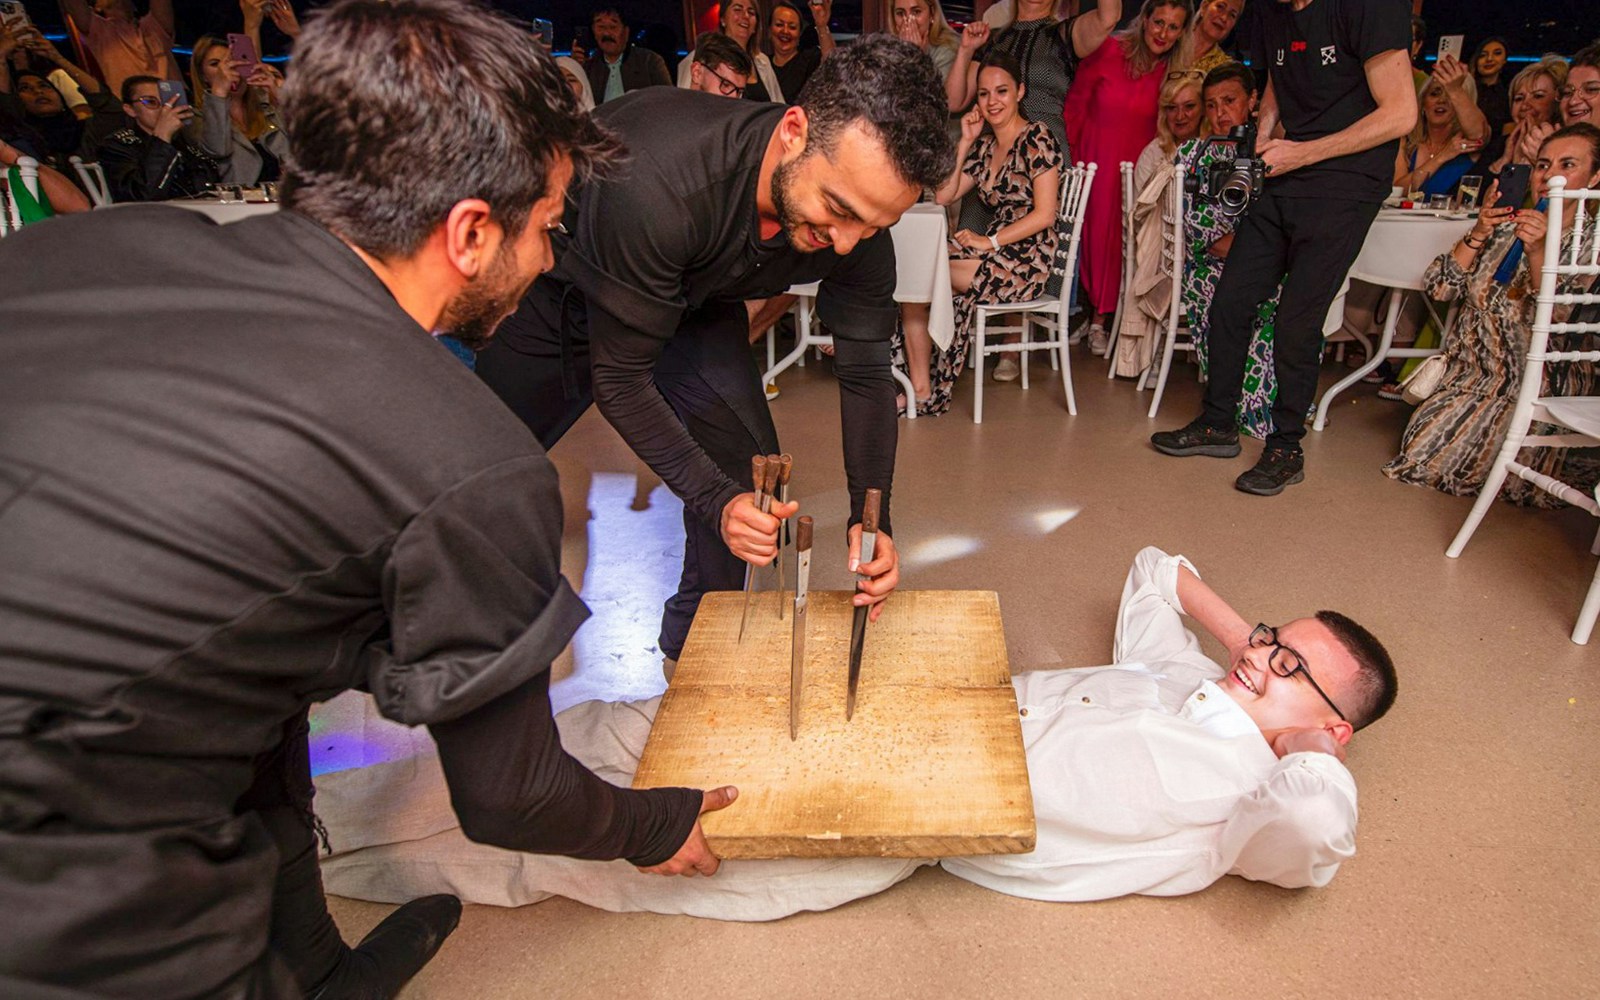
[1437,35,1464,62]
[156,78,190,110]
[227,32,260,80]
[1495,163,1532,209]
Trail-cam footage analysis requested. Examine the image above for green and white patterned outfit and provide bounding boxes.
[1179,137,1281,439]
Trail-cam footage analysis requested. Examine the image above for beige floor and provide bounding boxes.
[329,351,1600,1000]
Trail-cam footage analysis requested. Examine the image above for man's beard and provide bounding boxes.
[770,156,825,253]
[437,243,528,353]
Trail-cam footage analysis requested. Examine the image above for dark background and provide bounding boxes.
[14,0,1595,62]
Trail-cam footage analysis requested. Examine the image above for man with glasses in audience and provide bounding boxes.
[477,37,953,673]
[0,2,731,997]
[688,32,755,98]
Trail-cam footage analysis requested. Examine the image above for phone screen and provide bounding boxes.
[156,79,189,109]
[1495,163,1531,209]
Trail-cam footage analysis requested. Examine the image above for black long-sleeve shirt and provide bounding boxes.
[0,207,699,996]
[495,88,898,534]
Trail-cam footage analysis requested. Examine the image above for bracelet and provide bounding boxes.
[1462,233,1486,250]
[988,233,1000,252]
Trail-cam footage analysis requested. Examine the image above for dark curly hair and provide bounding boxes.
[280,0,622,260]
[797,34,954,190]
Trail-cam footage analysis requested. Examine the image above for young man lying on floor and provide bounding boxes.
[318,547,1397,918]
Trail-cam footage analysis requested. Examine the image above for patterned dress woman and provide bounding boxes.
[1382,222,1600,505]
[894,119,1062,416]
[1179,135,1280,438]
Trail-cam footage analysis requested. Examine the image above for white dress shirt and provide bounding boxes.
[942,547,1358,901]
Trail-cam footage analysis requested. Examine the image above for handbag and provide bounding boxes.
[1399,353,1448,405]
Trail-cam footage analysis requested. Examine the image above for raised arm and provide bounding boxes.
[946,20,989,113]
[1432,54,1488,142]
[1173,561,1254,658]
[811,0,836,57]
[149,0,176,38]
[1070,0,1121,59]
[57,0,95,32]
[1257,48,1417,179]
[934,111,981,204]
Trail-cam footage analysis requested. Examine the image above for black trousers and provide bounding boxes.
[1199,190,1380,451]
[236,711,350,996]
[476,302,779,659]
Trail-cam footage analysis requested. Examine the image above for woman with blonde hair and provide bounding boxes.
[1188,0,1242,75]
[189,34,288,186]
[1132,68,1203,191]
[1484,56,1569,178]
[887,0,959,81]
[1062,0,1194,354]
[1394,53,1488,198]
[677,0,784,102]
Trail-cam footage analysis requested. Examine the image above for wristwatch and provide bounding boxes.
[988,234,1000,252]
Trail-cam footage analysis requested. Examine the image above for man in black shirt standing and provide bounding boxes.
[476,38,953,664]
[1151,0,1416,495]
[0,2,729,997]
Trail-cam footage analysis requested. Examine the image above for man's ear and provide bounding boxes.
[440,198,502,282]
[776,105,810,159]
[1329,719,1354,747]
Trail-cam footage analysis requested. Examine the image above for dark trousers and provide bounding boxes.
[236,710,350,995]
[1200,190,1380,451]
[476,302,778,660]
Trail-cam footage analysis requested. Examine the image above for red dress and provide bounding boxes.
[1063,37,1166,315]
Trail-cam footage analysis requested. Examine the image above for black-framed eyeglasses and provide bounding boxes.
[1247,623,1346,721]
[712,71,746,98]
[128,96,161,108]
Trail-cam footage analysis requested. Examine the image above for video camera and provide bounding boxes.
[1182,121,1266,217]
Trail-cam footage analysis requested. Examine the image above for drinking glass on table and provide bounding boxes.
[1457,175,1483,211]
[1428,194,1450,211]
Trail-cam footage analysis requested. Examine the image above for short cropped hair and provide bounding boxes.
[797,34,953,190]
[695,31,753,78]
[1574,41,1600,71]
[1202,61,1254,98]
[591,5,625,23]
[280,0,621,259]
[120,74,161,104]
[1315,610,1397,731]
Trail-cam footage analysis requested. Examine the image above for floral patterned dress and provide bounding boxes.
[894,120,1063,416]
[1382,222,1600,506]
[1179,136,1281,439]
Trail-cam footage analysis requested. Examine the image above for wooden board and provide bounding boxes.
[634,590,1035,859]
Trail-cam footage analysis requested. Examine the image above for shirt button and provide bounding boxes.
[1019,708,1028,717]
[1196,692,1207,701]
[1081,696,1090,704]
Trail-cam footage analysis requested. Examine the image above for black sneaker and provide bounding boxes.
[1234,447,1305,496]
[1150,418,1241,458]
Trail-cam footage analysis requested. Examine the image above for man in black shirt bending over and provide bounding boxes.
[1151,0,1416,495]
[477,38,953,663]
[0,2,728,997]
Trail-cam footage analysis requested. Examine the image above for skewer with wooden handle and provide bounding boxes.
[775,453,793,620]
[737,455,772,643]
[845,488,881,721]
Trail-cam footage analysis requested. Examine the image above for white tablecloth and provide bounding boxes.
[162,199,280,224]
[1323,209,1476,333]
[889,203,956,350]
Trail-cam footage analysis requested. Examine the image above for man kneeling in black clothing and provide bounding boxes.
[0,2,731,997]
[1151,0,1417,495]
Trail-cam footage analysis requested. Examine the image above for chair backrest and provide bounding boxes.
[0,179,17,237]
[1527,177,1600,364]
[1,157,45,235]
[1160,166,1185,283]
[69,155,112,208]
[1050,161,1097,279]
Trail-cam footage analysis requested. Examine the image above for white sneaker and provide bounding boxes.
[1088,326,1109,356]
[993,357,1021,382]
[764,382,780,401]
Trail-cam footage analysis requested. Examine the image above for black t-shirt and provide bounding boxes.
[771,47,822,105]
[1259,0,1409,200]
[496,88,899,533]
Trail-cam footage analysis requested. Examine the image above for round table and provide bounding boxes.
[1314,209,1476,430]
